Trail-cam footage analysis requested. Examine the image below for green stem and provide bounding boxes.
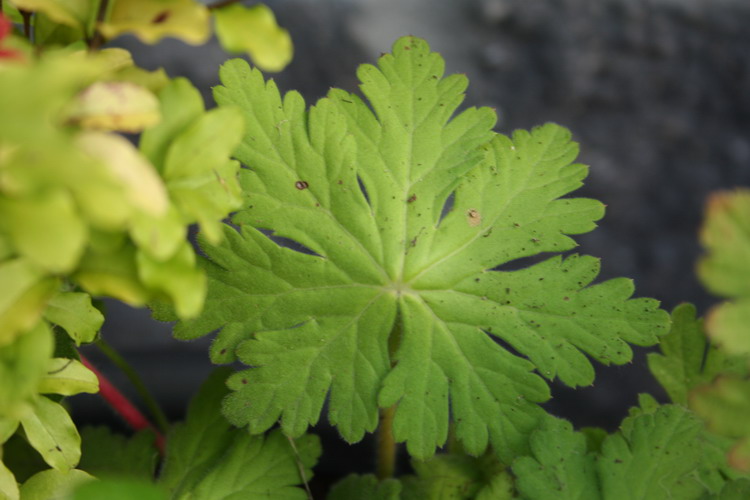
[95,339,170,433]
[377,405,397,480]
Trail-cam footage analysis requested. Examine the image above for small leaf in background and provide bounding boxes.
[38,358,98,396]
[159,368,320,499]
[0,260,57,346]
[98,0,210,45]
[0,462,19,500]
[691,376,750,472]
[213,3,293,72]
[42,291,104,345]
[78,427,158,481]
[0,190,88,273]
[10,0,94,29]
[706,299,750,357]
[136,243,205,319]
[19,396,81,471]
[67,82,161,132]
[647,303,747,405]
[402,452,513,500]
[0,322,53,420]
[140,78,243,245]
[18,469,93,500]
[76,131,169,218]
[71,478,167,500]
[512,416,599,499]
[327,474,402,500]
[698,189,750,355]
[597,405,705,500]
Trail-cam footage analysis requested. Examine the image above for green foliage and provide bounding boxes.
[78,427,158,481]
[327,475,402,500]
[0,2,293,495]
[176,35,669,460]
[512,406,735,500]
[648,303,746,406]
[159,368,320,500]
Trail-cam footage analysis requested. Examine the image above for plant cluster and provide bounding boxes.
[2,2,750,499]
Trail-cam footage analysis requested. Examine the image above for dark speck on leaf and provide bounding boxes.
[241,379,248,385]
[152,10,170,24]
[295,181,309,190]
[407,194,417,203]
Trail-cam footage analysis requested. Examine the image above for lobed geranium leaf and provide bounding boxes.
[647,303,747,406]
[512,416,598,499]
[78,427,157,481]
[159,368,320,500]
[402,452,513,500]
[597,405,705,499]
[181,36,669,460]
[213,3,293,72]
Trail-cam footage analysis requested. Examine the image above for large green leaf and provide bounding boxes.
[78,427,158,481]
[180,36,669,460]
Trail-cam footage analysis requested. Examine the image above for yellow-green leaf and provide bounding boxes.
[706,299,750,357]
[0,190,88,273]
[76,131,169,217]
[67,81,161,132]
[0,322,53,420]
[0,460,19,500]
[11,0,94,29]
[0,260,57,347]
[74,243,151,307]
[38,358,98,396]
[136,242,205,319]
[99,0,210,45]
[18,469,93,500]
[42,292,104,346]
[213,3,292,72]
[20,396,81,471]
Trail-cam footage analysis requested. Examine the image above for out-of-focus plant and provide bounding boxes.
[0,1,293,497]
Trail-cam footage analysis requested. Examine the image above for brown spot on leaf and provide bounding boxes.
[466,209,481,227]
[295,181,309,190]
[407,194,417,203]
[152,10,170,24]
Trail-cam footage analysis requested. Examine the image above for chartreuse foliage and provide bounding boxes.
[0,3,294,495]
[5,0,291,72]
[688,189,750,472]
[172,36,669,461]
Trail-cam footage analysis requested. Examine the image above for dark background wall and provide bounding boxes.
[74,0,750,482]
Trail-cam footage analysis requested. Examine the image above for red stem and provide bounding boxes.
[79,353,165,455]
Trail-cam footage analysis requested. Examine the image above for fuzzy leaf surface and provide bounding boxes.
[183,36,669,459]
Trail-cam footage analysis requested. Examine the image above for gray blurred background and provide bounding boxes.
[74,0,750,483]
